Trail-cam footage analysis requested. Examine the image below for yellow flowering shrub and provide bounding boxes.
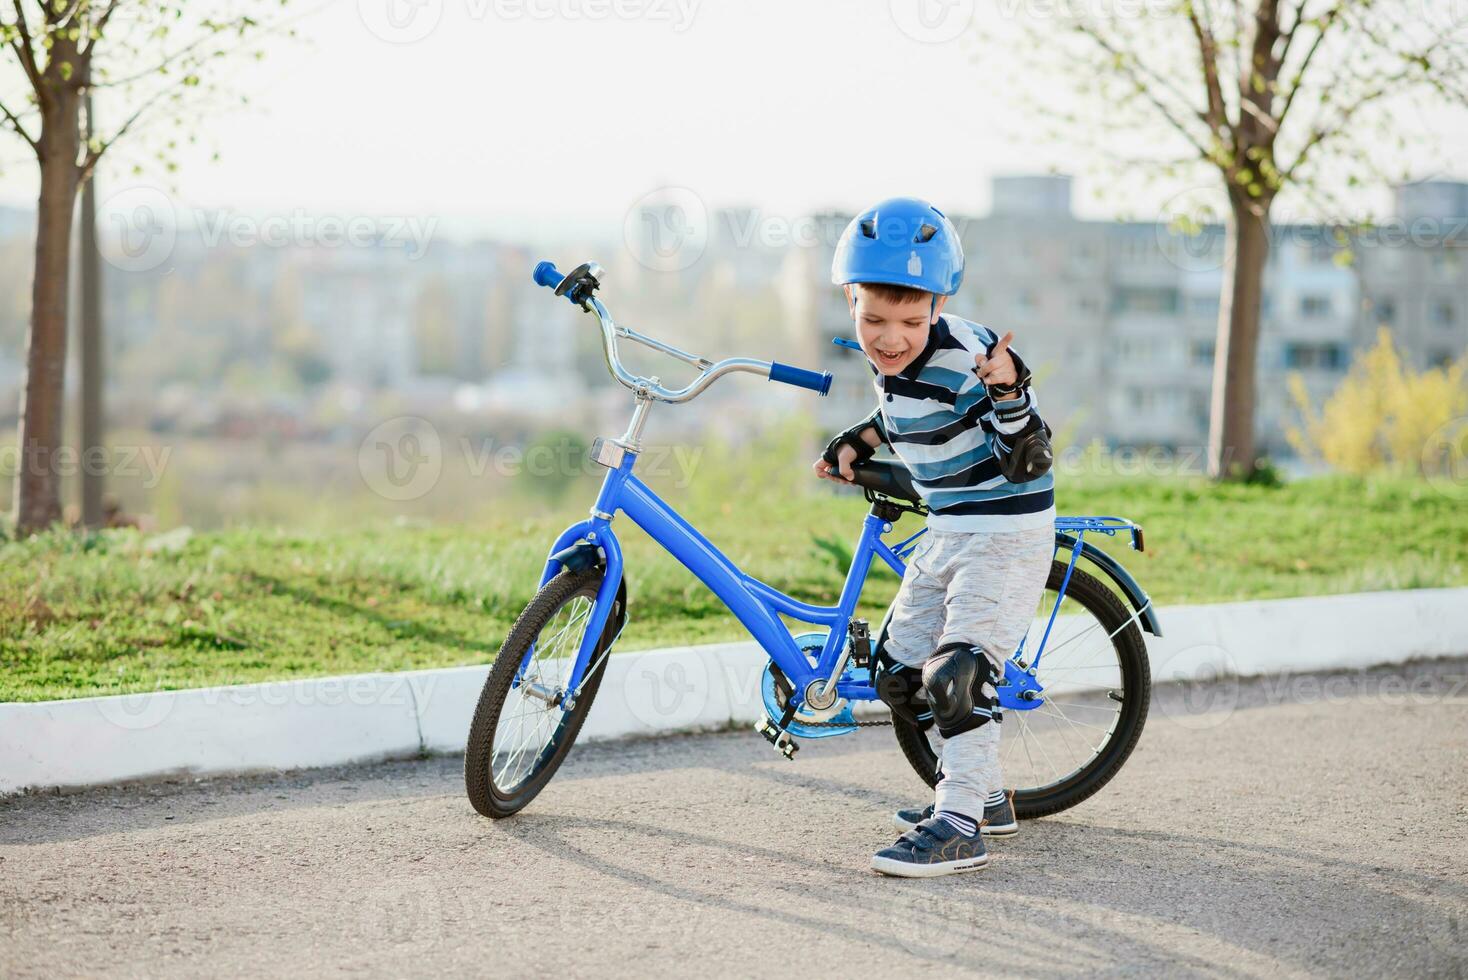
[1287,329,1467,476]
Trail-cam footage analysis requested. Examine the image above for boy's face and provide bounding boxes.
[847,284,948,376]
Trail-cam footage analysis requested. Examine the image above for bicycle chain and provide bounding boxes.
[787,714,893,728]
[803,717,892,728]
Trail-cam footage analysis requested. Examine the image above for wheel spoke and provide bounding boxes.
[488,592,599,794]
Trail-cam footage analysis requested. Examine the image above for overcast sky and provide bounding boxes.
[1,0,1464,243]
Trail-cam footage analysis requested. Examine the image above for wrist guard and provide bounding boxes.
[822,411,886,469]
[982,344,1033,400]
[993,415,1054,483]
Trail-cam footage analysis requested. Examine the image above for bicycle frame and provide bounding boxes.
[534,446,924,710]
[532,450,1162,722]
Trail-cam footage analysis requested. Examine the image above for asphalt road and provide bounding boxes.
[3,661,1466,979]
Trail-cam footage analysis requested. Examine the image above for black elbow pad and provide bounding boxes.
[994,417,1054,483]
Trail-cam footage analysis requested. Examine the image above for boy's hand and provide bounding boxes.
[813,443,861,484]
[812,424,882,483]
[974,331,1017,389]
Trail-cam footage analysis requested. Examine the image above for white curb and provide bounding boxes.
[2,587,1465,795]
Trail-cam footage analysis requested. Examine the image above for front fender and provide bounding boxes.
[545,539,628,640]
[537,524,628,684]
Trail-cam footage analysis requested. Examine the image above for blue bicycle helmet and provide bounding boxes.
[831,197,964,296]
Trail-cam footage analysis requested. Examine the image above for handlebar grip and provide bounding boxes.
[532,261,563,289]
[768,361,832,396]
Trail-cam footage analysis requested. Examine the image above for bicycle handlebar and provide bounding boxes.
[769,361,832,395]
[532,261,565,291]
[532,260,832,403]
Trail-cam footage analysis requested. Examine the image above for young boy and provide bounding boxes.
[812,197,1055,877]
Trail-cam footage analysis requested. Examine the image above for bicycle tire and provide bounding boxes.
[464,566,621,818]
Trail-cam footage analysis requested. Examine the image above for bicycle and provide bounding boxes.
[464,260,1160,822]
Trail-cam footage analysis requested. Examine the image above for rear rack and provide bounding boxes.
[1053,516,1145,552]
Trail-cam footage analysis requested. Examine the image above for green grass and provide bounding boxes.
[3,474,1464,702]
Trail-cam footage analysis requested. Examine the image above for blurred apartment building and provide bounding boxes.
[0,177,1462,456]
[790,176,1468,457]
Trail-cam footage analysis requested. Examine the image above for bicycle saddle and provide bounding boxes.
[847,459,922,507]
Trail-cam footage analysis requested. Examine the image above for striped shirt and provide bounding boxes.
[869,313,1056,532]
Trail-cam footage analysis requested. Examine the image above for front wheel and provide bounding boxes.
[464,565,622,818]
[892,561,1151,820]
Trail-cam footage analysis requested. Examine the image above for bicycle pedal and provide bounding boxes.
[754,718,799,759]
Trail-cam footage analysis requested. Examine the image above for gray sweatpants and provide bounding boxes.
[884,526,1053,819]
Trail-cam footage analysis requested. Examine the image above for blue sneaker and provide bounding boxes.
[871,816,989,878]
[893,791,1018,837]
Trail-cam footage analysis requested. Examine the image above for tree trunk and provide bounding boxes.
[80,87,105,530]
[13,91,82,535]
[1207,192,1271,481]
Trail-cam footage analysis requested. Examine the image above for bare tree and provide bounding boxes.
[1015,0,1468,479]
[1,0,287,535]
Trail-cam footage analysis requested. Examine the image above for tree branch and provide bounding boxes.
[1281,60,1425,181]
[1238,96,1279,134]
[82,78,184,175]
[1275,0,1347,128]
[92,15,259,89]
[1185,2,1230,139]
[51,0,86,29]
[8,1,47,104]
[1234,0,1284,162]
[0,95,38,153]
[82,0,123,53]
[1070,20,1214,161]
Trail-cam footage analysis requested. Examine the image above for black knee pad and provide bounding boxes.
[921,642,1002,738]
[874,648,932,730]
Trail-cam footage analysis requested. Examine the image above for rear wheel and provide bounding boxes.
[464,566,622,818]
[891,560,1150,820]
